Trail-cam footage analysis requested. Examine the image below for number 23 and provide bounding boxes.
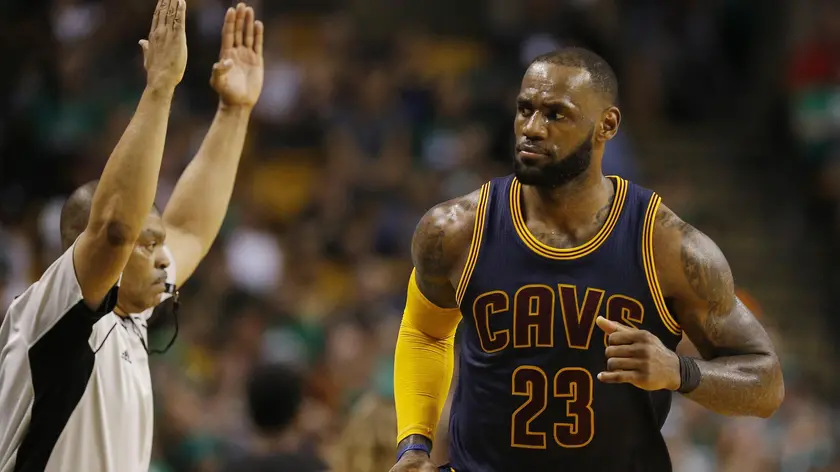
[511,366,594,449]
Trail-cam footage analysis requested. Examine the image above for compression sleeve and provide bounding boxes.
[394,269,462,444]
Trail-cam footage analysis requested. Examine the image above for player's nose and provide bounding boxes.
[522,112,547,139]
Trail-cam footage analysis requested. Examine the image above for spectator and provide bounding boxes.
[221,363,327,472]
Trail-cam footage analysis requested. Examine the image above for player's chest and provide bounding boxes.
[460,272,655,356]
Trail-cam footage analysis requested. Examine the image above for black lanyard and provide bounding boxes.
[93,285,180,356]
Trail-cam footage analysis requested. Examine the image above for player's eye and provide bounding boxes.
[146,242,157,251]
[518,105,533,117]
[548,111,565,121]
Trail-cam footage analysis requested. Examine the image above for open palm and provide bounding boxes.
[211,3,264,108]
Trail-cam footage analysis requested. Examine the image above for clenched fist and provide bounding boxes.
[596,316,682,391]
[139,0,188,92]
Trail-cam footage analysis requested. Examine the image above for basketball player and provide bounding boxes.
[0,3,263,471]
[390,48,784,472]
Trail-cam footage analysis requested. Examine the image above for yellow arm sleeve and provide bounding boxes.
[394,269,462,444]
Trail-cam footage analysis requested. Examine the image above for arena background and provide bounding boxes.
[1,0,839,470]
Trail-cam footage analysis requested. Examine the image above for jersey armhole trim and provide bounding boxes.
[455,182,491,306]
[642,193,682,336]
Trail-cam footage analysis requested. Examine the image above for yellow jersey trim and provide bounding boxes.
[641,193,681,335]
[509,176,628,260]
[455,183,491,306]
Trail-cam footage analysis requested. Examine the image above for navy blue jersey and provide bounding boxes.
[448,175,683,472]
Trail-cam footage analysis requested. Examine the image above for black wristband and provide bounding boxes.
[677,355,701,393]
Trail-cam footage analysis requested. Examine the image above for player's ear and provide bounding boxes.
[598,107,621,142]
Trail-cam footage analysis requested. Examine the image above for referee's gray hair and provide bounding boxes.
[59,180,161,250]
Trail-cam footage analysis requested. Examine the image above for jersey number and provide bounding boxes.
[511,366,594,449]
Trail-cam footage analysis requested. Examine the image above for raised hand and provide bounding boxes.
[139,0,188,91]
[595,316,682,391]
[211,2,265,109]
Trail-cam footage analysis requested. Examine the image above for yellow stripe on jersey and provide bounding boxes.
[509,176,628,260]
[641,193,681,335]
[455,183,491,306]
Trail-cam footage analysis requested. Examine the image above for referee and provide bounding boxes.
[0,2,265,471]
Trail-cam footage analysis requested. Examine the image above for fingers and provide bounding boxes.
[166,0,179,30]
[151,0,163,36]
[604,344,643,359]
[244,7,255,49]
[604,343,645,372]
[139,39,150,69]
[605,330,644,346]
[606,357,643,372]
[254,20,264,55]
[210,59,233,88]
[234,3,247,47]
[595,316,632,335]
[173,0,186,31]
[220,7,235,53]
[147,0,183,46]
[220,3,261,55]
[212,59,234,76]
[597,371,638,384]
[157,0,170,31]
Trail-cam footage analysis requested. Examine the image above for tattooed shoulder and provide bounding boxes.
[654,204,689,231]
[653,204,735,317]
[411,189,481,281]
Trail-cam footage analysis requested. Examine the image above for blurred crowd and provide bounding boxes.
[789,0,840,335]
[0,0,838,471]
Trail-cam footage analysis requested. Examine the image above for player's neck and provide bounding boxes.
[523,171,613,233]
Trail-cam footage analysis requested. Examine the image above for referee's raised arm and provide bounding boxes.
[73,0,188,310]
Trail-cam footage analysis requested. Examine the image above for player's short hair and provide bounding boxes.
[530,47,619,106]
[246,362,304,435]
[59,180,161,250]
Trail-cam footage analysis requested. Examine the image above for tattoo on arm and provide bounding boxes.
[417,225,447,279]
[411,192,479,308]
[679,225,734,319]
[681,297,783,417]
[656,207,784,417]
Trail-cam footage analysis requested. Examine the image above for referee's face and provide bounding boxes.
[119,212,170,313]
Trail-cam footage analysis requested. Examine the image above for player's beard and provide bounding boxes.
[513,128,594,188]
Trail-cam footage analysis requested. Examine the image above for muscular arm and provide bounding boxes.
[411,191,480,308]
[395,190,480,453]
[72,0,187,310]
[74,85,175,310]
[654,205,784,417]
[162,4,263,287]
[162,105,250,286]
